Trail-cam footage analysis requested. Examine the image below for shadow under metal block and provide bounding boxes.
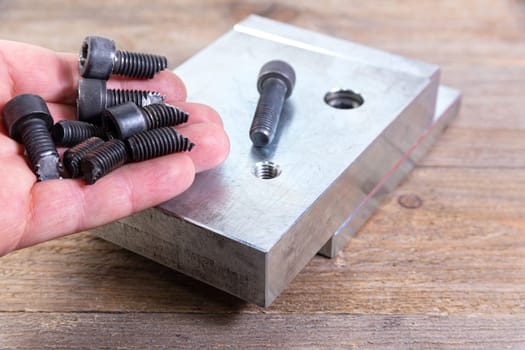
[92,16,460,307]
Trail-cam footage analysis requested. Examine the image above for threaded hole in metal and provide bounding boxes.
[252,161,281,180]
[324,89,364,109]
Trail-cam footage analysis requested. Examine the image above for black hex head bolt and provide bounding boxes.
[125,127,194,162]
[102,102,189,140]
[52,120,108,147]
[2,94,61,181]
[63,137,105,178]
[79,35,168,80]
[249,60,296,147]
[77,78,165,123]
[81,139,128,184]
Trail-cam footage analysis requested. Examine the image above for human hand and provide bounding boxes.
[0,40,229,256]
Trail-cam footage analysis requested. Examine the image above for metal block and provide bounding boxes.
[92,16,459,306]
[318,85,460,257]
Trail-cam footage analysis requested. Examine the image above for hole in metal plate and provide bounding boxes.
[324,89,364,109]
[252,161,281,180]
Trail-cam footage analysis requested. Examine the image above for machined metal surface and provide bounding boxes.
[93,16,459,306]
[318,85,460,257]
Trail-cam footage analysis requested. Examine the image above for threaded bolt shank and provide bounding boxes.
[113,50,168,79]
[141,103,189,129]
[81,139,127,184]
[63,137,105,178]
[125,127,194,162]
[107,89,164,107]
[52,120,107,147]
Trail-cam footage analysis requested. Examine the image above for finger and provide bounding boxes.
[17,153,195,249]
[0,136,23,157]
[170,102,224,126]
[0,41,78,107]
[0,40,187,109]
[177,122,230,173]
[46,103,77,122]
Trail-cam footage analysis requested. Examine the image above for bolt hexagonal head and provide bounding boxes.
[79,35,116,80]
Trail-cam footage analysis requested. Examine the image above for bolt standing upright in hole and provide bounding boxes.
[2,94,61,181]
[249,60,296,147]
[77,78,165,123]
[79,35,168,80]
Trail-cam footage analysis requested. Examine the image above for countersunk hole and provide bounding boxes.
[252,161,281,180]
[324,89,364,109]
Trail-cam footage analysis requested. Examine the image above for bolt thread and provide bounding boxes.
[106,89,165,107]
[63,137,105,178]
[52,120,107,147]
[250,78,287,147]
[113,50,168,79]
[125,127,194,162]
[141,104,189,130]
[81,139,127,184]
[251,104,279,132]
[20,119,61,180]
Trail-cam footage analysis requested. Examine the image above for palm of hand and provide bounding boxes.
[0,40,229,255]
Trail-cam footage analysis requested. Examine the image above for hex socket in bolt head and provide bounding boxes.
[78,36,116,80]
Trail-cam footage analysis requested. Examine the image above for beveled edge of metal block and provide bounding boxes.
[318,85,461,258]
[236,15,440,83]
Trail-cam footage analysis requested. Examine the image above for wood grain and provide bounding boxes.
[1,313,524,350]
[1,0,525,348]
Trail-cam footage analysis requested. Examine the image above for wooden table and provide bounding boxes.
[1,1,524,348]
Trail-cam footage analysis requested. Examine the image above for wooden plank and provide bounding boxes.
[0,313,524,349]
[1,168,524,315]
[422,128,525,168]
